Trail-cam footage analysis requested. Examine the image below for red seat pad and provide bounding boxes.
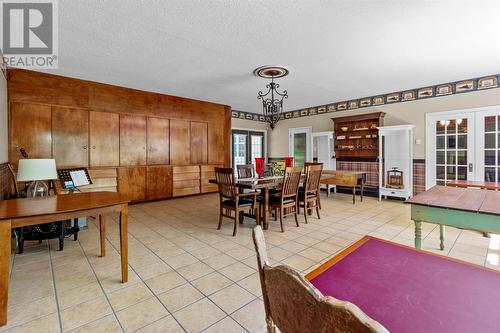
[310,238,500,333]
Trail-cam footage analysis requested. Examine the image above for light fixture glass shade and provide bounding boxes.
[17,159,58,182]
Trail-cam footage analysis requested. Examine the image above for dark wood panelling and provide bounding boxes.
[120,114,147,166]
[89,82,154,114]
[190,121,208,164]
[147,117,169,165]
[118,167,146,201]
[0,163,12,200]
[10,102,52,167]
[8,69,89,108]
[89,111,119,167]
[7,69,232,202]
[146,165,172,200]
[52,107,89,168]
[170,119,190,165]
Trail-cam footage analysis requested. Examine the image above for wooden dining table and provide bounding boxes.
[210,174,335,230]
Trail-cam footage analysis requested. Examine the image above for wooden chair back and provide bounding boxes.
[304,164,323,194]
[252,226,388,333]
[215,167,236,200]
[281,167,302,198]
[236,164,254,178]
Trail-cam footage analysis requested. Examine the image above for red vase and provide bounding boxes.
[255,158,264,178]
[284,156,294,167]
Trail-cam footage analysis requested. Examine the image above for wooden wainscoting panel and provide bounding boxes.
[170,119,190,165]
[52,107,89,168]
[120,114,147,166]
[147,117,169,165]
[118,167,146,201]
[147,165,172,200]
[8,69,89,108]
[9,102,52,167]
[89,111,119,167]
[190,121,208,164]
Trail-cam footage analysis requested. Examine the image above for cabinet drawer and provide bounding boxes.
[173,172,200,181]
[173,187,200,197]
[173,165,200,174]
[201,185,219,193]
[173,179,200,189]
[200,164,223,172]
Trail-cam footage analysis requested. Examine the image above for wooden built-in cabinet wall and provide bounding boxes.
[8,69,231,202]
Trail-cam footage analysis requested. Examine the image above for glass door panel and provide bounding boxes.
[293,132,307,168]
[232,132,248,169]
[232,130,265,174]
[426,113,474,188]
[477,110,500,182]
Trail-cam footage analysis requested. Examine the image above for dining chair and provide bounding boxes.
[299,163,323,223]
[304,162,323,209]
[215,167,260,236]
[236,164,254,179]
[252,226,389,333]
[269,167,302,232]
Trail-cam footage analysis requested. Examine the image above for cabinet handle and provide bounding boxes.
[92,146,96,149]
[142,146,146,150]
[82,145,87,149]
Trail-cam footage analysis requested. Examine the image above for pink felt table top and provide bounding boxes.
[308,237,500,333]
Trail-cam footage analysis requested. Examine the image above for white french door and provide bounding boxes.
[476,110,500,182]
[426,106,500,188]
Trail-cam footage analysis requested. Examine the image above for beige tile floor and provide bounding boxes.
[2,192,499,333]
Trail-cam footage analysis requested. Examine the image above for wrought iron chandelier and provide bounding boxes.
[255,66,289,130]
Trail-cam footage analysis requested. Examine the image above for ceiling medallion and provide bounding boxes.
[255,66,289,130]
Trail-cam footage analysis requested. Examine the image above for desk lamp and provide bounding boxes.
[17,159,58,197]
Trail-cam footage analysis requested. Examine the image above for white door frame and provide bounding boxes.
[231,127,267,166]
[425,105,500,189]
[289,127,312,162]
[312,131,335,170]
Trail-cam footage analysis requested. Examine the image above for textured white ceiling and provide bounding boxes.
[46,0,500,113]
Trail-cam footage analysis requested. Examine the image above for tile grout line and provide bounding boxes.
[119,208,255,332]
[47,240,64,333]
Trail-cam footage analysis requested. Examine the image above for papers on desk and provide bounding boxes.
[69,170,91,187]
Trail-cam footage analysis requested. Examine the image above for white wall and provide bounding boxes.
[267,88,500,159]
[0,63,7,163]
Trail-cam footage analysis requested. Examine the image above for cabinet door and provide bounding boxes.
[120,114,147,166]
[118,167,146,201]
[52,107,89,167]
[89,111,119,167]
[10,102,52,167]
[170,119,190,165]
[147,117,169,165]
[146,165,172,199]
[190,121,208,164]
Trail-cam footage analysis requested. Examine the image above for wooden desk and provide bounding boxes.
[405,186,500,250]
[446,180,500,190]
[306,236,500,333]
[0,192,130,326]
[320,170,366,204]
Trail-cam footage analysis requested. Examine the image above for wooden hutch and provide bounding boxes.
[332,112,385,160]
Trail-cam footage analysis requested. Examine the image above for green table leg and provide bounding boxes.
[440,224,445,250]
[414,221,422,249]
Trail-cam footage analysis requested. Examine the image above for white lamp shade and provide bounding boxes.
[17,159,58,181]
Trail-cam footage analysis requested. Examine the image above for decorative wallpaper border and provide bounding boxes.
[232,74,500,122]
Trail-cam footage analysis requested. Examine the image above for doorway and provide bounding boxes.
[232,129,265,171]
[289,127,312,168]
[426,106,500,188]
